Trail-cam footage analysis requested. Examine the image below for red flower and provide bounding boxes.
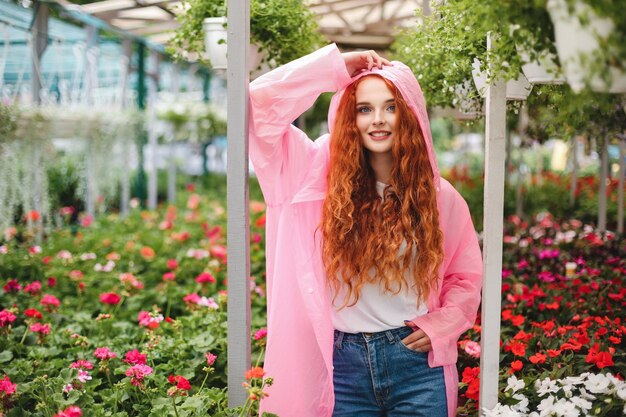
[124,349,147,365]
[99,293,121,305]
[93,347,117,360]
[24,308,43,319]
[254,328,268,341]
[0,309,17,327]
[465,378,480,401]
[168,375,191,390]
[510,315,525,326]
[52,405,83,417]
[25,210,40,222]
[30,323,50,335]
[195,272,216,284]
[461,366,480,384]
[3,279,21,293]
[140,246,156,260]
[166,259,178,270]
[547,349,562,358]
[510,360,523,373]
[0,375,17,395]
[507,340,527,357]
[47,277,57,287]
[529,352,547,364]
[41,294,61,310]
[244,367,265,380]
[162,272,176,281]
[23,281,42,295]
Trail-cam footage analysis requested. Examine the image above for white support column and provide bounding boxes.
[31,1,48,105]
[598,138,608,232]
[479,34,507,414]
[618,138,625,234]
[168,65,180,205]
[227,0,251,407]
[147,51,160,210]
[570,136,579,207]
[120,38,132,217]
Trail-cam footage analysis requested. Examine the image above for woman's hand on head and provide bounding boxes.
[401,328,432,352]
[342,50,391,77]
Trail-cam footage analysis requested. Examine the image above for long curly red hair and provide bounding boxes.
[321,75,444,308]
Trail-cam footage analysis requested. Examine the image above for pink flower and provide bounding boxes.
[123,349,147,365]
[125,364,153,386]
[137,311,163,329]
[63,383,74,393]
[463,341,481,359]
[24,281,42,295]
[183,293,201,305]
[77,370,92,383]
[99,292,121,305]
[41,294,61,310]
[30,323,51,334]
[537,271,555,283]
[81,214,93,228]
[210,245,227,263]
[53,405,82,417]
[0,309,17,327]
[162,272,176,281]
[94,347,117,360]
[119,273,143,290]
[69,270,83,280]
[195,272,216,284]
[253,328,268,341]
[70,360,93,370]
[166,259,178,270]
[0,375,17,395]
[3,279,21,293]
[205,352,217,366]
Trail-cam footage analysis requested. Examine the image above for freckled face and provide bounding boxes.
[355,77,397,157]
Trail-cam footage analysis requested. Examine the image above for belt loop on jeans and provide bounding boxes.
[385,330,395,343]
[334,331,344,349]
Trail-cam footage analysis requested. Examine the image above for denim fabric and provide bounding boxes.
[332,326,447,417]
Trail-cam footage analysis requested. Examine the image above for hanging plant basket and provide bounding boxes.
[516,48,565,85]
[203,17,269,76]
[547,0,626,93]
[203,17,228,70]
[472,59,533,101]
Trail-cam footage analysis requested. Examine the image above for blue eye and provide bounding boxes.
[386,104,396,112]
[357,107,371,113]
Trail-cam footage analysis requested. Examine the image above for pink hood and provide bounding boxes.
[327,62,441,190]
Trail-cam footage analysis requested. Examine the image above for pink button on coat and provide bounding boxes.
[249,44,483,417]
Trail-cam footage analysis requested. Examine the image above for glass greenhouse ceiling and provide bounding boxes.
[67,0,426,48]
[0,0,209,106]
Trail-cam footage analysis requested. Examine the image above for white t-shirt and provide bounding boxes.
[330,181,428,333]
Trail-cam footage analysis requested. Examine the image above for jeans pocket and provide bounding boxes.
[395,334,429,358]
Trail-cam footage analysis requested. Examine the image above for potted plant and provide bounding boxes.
[170,0,325,71]
[547,0,626,93]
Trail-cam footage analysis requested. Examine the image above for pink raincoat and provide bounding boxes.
[249,44,483,417]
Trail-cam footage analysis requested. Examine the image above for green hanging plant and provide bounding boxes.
[169,0,326,68]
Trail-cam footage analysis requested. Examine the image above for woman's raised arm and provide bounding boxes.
[248,44,351,204]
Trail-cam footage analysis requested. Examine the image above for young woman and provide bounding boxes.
[248,44,483,417]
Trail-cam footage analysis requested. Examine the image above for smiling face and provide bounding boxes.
[355,76,397,157]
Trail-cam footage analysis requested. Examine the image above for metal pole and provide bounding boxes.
[31,1,48,105]
[479,33,506,414]
[618,137,625,234]
[147,51,160,210]
[227,0,251,407]
[598,137,608,232]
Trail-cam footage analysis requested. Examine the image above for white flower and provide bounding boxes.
[561,375,586,386]
[577,387,597,401]
[584,373,610,394]
[77,370,92,383]
[537,395,556,416]
[482,404,521,417]
[80,252,97,260]
[512,394,529,413]
[94,263,103,271]
[63,383,74,393]
[506,375,525,393]
[102,260,115,272]
[616,383,626,401]
[552,398,580,417]
[569,396,592,413]
[536,378,560,397]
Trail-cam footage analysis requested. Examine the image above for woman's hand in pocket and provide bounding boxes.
[401,329,432,352]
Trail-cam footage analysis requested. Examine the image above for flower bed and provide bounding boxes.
[1,184,624,416]
[0,189,271,417]
[458,214,625,416]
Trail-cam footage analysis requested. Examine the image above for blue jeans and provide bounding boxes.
[332,327,447,417]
